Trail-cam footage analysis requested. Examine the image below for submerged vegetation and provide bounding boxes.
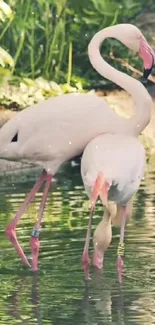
[0,0,154,108]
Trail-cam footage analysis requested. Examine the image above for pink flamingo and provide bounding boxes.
[81,134,145,280]
[0,24,154,271]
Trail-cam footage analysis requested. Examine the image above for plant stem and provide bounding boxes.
[45,1,68,79]
[30,17,35,78]
[11,0,31,75]
[55,28,65,80]
[67,41,72,85]
[110,9,120,25]
[0,15,14,41]
[11,31,25,74]
[44,1,50,71]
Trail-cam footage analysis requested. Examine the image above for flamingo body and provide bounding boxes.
[0,93,128,173]
[81,134,145,205]
[81,134,145,278]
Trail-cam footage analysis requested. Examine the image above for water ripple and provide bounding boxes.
[0,159,154,324]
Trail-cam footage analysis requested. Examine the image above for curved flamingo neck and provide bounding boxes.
[93,210,111,253]
[88,25,152,136]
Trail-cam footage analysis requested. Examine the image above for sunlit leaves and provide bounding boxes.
[0,46,14,68]
[0,76,84,108]
[0,0,13,22]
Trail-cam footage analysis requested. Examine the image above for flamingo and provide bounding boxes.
[81,134,145,279]
[0,24,154,272]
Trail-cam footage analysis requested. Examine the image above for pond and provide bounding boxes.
[0,155,155,325]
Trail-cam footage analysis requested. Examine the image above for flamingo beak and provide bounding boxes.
[139,38,155,79]
[143,57,154,78]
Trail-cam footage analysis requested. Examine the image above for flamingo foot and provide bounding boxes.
[116,256,124,284]
[5,225,31,267]
[93,251,103,269]
[30,236,40,272]
[82,251,90,267]
[117,256,124,269]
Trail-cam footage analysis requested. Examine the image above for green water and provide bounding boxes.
[0,158,155,325]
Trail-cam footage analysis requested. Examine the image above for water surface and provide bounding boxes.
[0,157,155,325]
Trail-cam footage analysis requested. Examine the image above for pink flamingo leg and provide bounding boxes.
[82,172,105,267]
[117,205,127,283]
[30,174,52,272]
[5,170,47,267]
[82,172,109,279]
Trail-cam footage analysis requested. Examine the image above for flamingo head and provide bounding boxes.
[109,24,155,79]
[93,207,112,269]
[139,37,155,78]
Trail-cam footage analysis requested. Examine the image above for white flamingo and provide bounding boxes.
[81,134,145,281]
[0,24,154,271]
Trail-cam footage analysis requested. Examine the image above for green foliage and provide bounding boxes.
[0,1,14,70]
[0,0,155,89]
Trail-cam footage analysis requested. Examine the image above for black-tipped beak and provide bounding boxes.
[143,52,154,79]
[143,67,153,79]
